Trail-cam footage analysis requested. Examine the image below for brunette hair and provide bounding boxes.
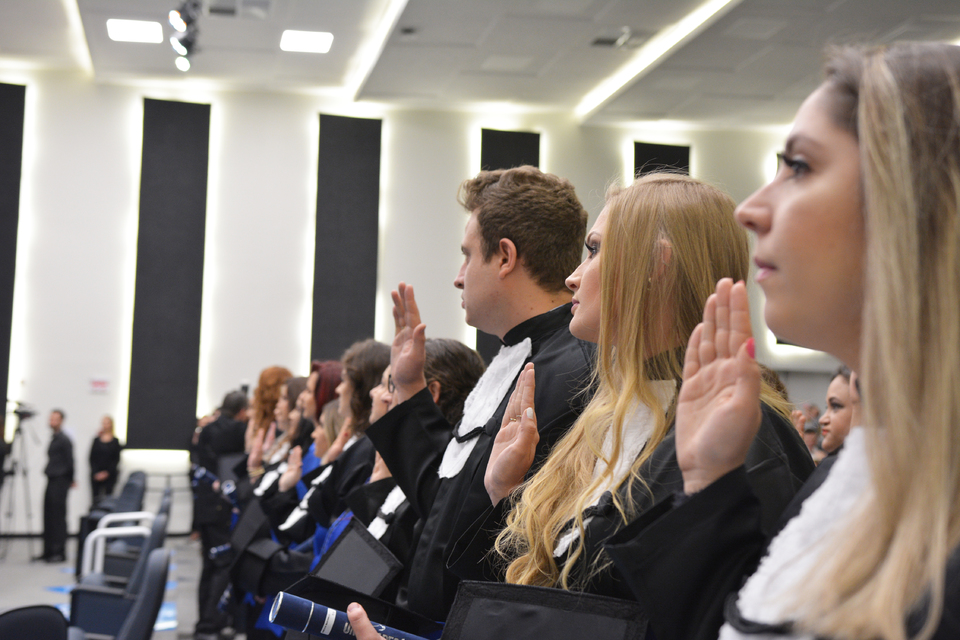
[341,339,390,433]
[458,165,588,293]
[423,338,486,425]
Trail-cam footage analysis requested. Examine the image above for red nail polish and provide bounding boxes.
[746,337,755,359]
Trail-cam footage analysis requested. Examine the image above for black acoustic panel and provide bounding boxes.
[476,128,540,364]
[311,114,381,361]
[634,142,690,176]
[127,98,210,450]
[0,83,25,407]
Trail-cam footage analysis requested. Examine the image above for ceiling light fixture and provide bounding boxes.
[169,0,200,32]
[347,0,410,100]
[280,30,334,54]
[574,0,745,122]
[168,0,201,71]
[107,19,164,43]
[170,27,197,57]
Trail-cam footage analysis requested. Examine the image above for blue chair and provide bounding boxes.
[0,605,69,640]
[69,547,170,638]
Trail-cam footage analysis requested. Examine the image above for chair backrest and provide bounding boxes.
[157,486,173,517]
[125,513,169,596]
[115,548,170,640]
[0,605,68,640]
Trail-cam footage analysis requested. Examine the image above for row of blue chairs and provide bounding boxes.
[0,474,172,640]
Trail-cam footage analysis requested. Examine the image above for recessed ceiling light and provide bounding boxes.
[280,30,333,53]
[106,19,163,44]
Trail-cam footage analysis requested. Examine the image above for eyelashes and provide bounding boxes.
[776,152,811,177]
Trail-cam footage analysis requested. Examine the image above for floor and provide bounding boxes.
[0,534,217,640]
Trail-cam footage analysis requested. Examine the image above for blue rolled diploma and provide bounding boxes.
[269,591,432,640]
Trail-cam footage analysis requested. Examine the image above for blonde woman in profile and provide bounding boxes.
[345,174,815,637]
[602,43,960,640]
[481,173,814,597]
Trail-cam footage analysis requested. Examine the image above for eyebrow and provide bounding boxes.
[784,133,827,155]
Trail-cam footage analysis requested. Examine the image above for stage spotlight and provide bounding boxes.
[170,25,197,57]
[168,0,200,33]
[175,56,191,72]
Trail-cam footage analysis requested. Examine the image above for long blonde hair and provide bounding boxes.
[496,173,790,589]
[791,43,960,640]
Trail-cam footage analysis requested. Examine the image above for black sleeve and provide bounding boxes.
[366,388,455,519]
[306,440,376,528]
[605,467,767,640]
[446,501,509,583]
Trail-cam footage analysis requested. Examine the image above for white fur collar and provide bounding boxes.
[553,382,676,558]
[719,426,870,640]
[438,338,532,479]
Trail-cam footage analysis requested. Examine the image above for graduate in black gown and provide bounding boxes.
[602,43,960,640]
[448,174,812,603]
[366,166,596,621]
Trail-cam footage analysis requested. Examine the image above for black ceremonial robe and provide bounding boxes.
[366,304,596,621]
[447,404,813,600]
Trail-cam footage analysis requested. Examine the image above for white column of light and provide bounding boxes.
[299,110,321,370]
[5,76,39,442]
[575,0,744,122]
[195,96,224,416]
[373,117,394,345]
[110,94,147,444]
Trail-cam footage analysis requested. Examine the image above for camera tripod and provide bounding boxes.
[0,403,39,561]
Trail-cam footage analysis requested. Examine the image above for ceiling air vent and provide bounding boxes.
[591,27,649,49]
[206,0,272,19]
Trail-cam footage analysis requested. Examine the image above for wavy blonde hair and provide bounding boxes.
[496,173,790,589]
[789,43,960,640]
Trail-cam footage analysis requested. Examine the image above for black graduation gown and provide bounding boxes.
[366,304,596,621]
[447,404,814,600]
[603,450,960,640]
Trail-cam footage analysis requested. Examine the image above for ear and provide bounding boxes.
[497,238,519,279]
[427,380,442,404]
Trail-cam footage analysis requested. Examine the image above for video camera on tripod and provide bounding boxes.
[8,399,35,421]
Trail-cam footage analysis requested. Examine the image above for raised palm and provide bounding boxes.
[675,279,762,494]
[485,363,539,505]
[390,282,427,402]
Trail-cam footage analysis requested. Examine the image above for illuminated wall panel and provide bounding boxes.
[311,114,381,361]
[127,98,210,449]
[0,83,25,410]
[634,141,690,176]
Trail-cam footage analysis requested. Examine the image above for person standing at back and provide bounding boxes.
[35,409,74,563]
[367,165,596,621]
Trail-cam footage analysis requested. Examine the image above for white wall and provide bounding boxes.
[0,69,828,534]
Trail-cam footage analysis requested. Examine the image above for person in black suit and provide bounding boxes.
[36,409,73,563]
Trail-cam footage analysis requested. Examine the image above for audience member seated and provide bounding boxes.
[449,173,813,601]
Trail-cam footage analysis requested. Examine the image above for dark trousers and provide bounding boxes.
[43,476,70,558]
[90,475,116,506]
[196,521,233,634]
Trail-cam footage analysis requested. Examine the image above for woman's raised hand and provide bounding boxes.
[675,279,762,494]
[322,419,354,465]
[278,446,303,492]
[390,282,427,402]
[248,426,266,469]
[485,363,539,505]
